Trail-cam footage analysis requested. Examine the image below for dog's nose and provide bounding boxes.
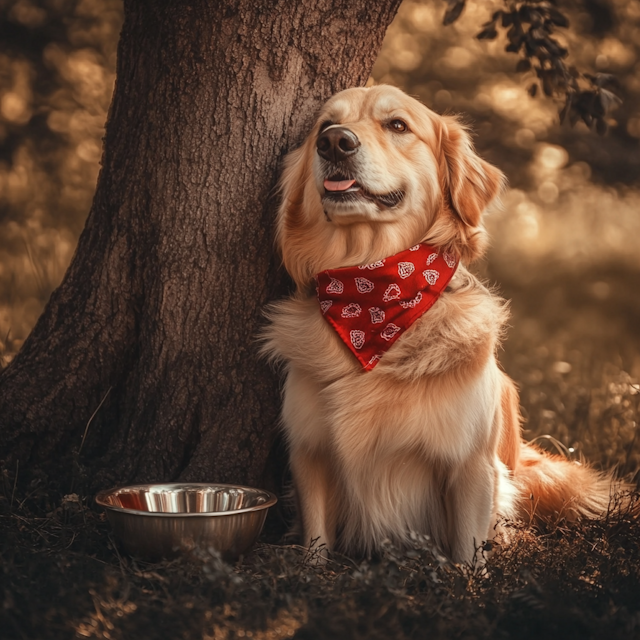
[316,127,361,163]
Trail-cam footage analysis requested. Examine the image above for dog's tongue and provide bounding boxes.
[324,178,356,192]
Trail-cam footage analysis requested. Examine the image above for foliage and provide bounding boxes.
[444,0,623,133]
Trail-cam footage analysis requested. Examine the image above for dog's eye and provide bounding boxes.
[319,120,334,132]
[389,119,408,133]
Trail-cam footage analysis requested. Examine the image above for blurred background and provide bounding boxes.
[0,0,638,475]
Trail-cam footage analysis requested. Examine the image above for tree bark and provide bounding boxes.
[0,0,401,492]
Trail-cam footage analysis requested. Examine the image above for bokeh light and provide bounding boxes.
[0,0,122,359]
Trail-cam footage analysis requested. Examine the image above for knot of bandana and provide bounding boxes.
[316,244,458,371]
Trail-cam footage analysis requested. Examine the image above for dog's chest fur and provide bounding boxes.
[263,270,510,551]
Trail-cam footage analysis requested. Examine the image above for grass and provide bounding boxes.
[495,263,640,477]
[1,488,639,639]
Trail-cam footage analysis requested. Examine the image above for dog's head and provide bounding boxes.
[278,85,505,289]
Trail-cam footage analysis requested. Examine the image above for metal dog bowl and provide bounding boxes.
[96,483,277,561]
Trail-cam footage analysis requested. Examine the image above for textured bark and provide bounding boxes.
[0,0,401,492]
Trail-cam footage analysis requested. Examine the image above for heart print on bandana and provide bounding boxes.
[350,330,365,350]
[341,303,362,318]
[398,262,415,279]
[369,307,385,324]
[327,277,344,294]
[355,277,375,293]
[359,260,385,270]
[443,252,456,268]
[423,270,440,285]
[380,323,401,341]
[399,291,423,309]
[383,283,401,301]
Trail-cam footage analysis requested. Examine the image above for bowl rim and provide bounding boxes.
[95,482,278,518]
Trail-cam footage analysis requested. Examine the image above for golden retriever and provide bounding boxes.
[262,85,617,563]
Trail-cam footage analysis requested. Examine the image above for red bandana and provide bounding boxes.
[316,244,458,371]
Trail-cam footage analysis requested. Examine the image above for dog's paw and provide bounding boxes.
[305,538,331,566]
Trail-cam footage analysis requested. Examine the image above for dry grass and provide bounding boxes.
[1,484,639,640]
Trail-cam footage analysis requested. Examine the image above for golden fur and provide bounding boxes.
[262,85,619,563]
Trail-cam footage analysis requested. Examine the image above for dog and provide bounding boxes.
[262,85,618,563]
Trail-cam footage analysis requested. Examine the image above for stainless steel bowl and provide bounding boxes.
[96,483,277,561]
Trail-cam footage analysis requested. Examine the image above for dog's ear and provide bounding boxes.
[276,139,318,289]
[431,116,505,262]
[440,116,505,228]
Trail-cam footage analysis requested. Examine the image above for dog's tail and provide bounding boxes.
[512,442,626,522]
[499,373,633,523]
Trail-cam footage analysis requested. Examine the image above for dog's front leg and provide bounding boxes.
[445,454,497,564]
[282,367,337,555]
[290,446,337,555]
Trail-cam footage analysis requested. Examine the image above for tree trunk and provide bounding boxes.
[0,0,401,493]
